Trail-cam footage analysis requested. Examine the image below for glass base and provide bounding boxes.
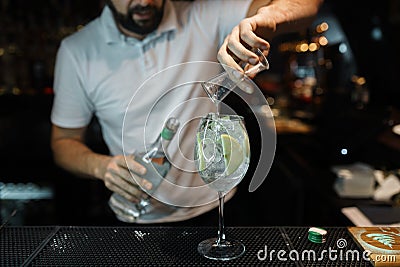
[197,238,245,261]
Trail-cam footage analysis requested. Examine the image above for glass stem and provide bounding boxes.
[216,191,226,245]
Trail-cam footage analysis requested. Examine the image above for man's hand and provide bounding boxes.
[218,0,322,83]
[217,5,273,81]
[103,154,151,203]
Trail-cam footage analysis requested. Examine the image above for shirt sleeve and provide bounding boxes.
[216,0,253,46]
[51,40,94,128]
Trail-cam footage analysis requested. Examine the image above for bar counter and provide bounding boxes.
[1,226,373,266]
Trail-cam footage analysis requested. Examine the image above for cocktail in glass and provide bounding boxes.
[194,113,250,260]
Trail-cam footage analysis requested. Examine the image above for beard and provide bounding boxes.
[106,0,165,35]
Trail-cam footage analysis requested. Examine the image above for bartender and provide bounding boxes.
[50,0,322,224]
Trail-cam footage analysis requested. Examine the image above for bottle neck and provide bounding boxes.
[142,134,173,164]
[140,117,179,164]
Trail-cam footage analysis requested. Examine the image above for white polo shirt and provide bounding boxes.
[51,0,252,223]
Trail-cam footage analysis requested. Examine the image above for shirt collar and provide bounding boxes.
[100,0,178,45]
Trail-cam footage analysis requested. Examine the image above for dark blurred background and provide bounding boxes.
[1,0,399,227]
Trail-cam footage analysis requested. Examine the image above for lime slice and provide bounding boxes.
[221,134,244,176]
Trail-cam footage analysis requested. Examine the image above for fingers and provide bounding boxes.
[104,171,143,202]
[237,17,270,51]
[125,155,147,176]
[218,29,258,74]
[217,17,271,76]
[218,37,245,82]
[102,155,152,203]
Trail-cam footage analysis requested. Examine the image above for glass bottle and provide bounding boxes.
[108,117,180,222]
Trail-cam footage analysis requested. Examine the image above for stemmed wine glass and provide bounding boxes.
[194,113,250,260]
